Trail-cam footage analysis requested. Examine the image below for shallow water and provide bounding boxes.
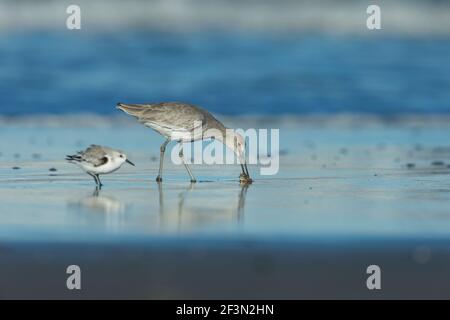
[2,119,450,243]
[2,118,450,298]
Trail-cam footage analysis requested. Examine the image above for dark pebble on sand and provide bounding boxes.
[431,161,445,166]
[49,168,57,172]
[339,148,348,155]
[12,167,21,170]
[406,163,415,169]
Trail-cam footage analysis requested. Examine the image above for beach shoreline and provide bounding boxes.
[1,116,450,298]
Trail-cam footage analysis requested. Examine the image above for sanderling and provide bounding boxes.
[66,144,135,188]
[116,102,252,183]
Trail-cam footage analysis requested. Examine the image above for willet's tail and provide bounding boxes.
[116,103,147,117]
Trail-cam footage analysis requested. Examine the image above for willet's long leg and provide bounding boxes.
[156,139,170,182]
[179,142,197,183]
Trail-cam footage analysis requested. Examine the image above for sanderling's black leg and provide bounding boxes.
[95,174,103,189]
[87,172,98,187]
[88,172,102,189]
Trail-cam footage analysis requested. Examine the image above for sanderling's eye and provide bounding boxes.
[119,154,124,158]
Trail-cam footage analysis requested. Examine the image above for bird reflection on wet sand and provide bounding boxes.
[69,187,126,214]
[67,183,250,234]
[67,188,127,230]
[157,182,250,232]
[237,184,249,222]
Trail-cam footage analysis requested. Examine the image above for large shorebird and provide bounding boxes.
[116,102,252,183]
[66,145,135,189]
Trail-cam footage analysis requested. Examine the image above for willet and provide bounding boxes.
[66,145,135,189]
[116,102,252,183]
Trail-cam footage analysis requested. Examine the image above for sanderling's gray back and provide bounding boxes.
[116,102,251,183]
[66,144,135,189]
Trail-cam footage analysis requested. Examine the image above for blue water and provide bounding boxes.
[1,31,450,116]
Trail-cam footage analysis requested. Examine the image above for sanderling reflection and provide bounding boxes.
[66,145,135,189]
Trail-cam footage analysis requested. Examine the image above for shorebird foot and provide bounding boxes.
[190,179,197,183]
[239,173,253,184]
[156,176,163,182]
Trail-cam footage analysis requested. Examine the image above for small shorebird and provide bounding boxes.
[116,102,252,183]
[66,145,135,188]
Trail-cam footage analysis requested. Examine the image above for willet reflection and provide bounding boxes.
[156,182,250,232]
[237,184,249,222]
[66,183,250,234]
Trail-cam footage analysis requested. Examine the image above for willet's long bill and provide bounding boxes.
[66,145,135,189]
[116,102,252,184]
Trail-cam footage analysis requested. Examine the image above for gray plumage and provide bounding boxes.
[66,145,111,167]
[66,144,135,188]
[116,102,252,183]
[117,102,226,141]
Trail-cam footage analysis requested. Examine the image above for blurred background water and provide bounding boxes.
[1,0,450,116]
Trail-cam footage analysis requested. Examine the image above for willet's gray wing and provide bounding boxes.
[117,102,207,139]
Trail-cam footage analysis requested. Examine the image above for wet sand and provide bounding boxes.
[1,116,450,299]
